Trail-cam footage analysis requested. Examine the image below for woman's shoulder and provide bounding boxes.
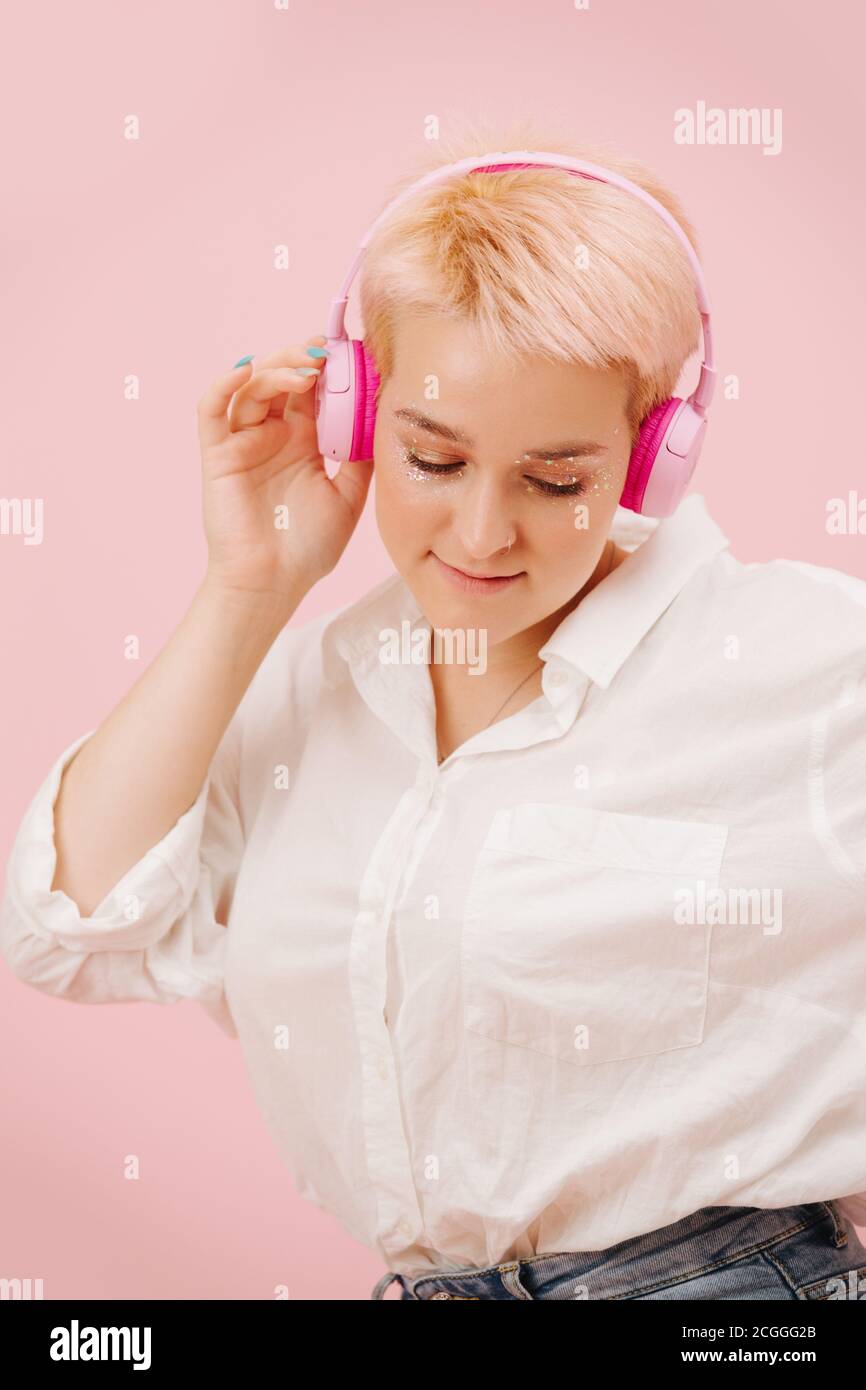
[712,548,866,620]
[692,547,866,682]
[721,549,866,604]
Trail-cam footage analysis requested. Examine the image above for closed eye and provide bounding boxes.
[402,450,587,498]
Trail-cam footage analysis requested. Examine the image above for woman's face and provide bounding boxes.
[373,312,633,650]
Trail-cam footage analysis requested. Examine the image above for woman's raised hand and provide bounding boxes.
[197,335,375,603]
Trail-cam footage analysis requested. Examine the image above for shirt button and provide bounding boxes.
[376,1054,389,1081]
[548,669,570,687]
[397,1217,412,1238]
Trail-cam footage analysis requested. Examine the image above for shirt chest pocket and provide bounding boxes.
[461,803,729,1068]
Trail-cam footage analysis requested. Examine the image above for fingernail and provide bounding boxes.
[233,354,254,367]
[305,346,330,358]
[295,366,319,375]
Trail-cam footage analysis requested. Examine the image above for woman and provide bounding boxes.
[3,129,866,1302]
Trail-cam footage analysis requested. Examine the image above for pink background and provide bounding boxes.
[1,0,864,1300]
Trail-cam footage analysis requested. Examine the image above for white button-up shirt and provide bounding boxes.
[3,492,866,1275]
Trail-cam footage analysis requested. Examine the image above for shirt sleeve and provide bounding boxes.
[0,715,245,1039]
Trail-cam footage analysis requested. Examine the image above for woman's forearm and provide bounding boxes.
[50,576,308,917]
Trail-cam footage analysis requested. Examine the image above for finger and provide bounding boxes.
[197,361,254,450]
[237,336,330,427]
[253,334,329,372]
[229,365,321,432]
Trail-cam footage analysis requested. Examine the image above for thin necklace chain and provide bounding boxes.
[435,540,617,765]
[437,661,543,766]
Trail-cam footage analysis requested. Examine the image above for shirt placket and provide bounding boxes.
[348,771,445,1255]
[343,648,443,1255]
[343,642,590,1258]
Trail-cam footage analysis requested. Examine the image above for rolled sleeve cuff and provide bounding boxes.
[7,729,213,953]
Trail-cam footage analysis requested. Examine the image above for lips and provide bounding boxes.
[432,553,524,595]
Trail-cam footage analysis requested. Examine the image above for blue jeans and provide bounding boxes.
[371,1200,866,1299]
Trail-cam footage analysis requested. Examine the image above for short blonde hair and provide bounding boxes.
[359,117,703,446]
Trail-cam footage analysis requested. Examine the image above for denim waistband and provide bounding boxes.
[370,1200,848,1300]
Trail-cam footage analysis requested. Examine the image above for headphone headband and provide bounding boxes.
[316,148,715,516]
[324,148,715,416]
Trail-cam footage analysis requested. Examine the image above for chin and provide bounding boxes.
[427,595,518,643]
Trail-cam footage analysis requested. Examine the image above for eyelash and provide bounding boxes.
[402,449,587,498]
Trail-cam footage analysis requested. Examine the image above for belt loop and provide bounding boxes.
[823,1200,849,1248]
[498,1260,534,1300]
[371,1270,403,1299]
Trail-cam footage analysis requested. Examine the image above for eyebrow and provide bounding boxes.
[392,407,609,460]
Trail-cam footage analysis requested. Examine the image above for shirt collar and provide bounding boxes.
[320,492,730,691]
[539,491,731,688]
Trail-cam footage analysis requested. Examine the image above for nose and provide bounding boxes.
[452,473,516,563]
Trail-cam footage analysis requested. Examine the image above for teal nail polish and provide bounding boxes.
[296,366,319,375]
[305,346,329,358]
[233,354,254,367]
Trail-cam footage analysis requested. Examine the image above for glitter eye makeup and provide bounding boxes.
[568,459,618,499]
[397,445,457,496]
[397,442,602,498]
[521,452,619,499]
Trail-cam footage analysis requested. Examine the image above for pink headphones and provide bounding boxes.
[314,149,716,518]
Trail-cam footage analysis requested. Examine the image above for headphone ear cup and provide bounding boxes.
[621,396,707,517]
[621,398,681,515]
[349,341,380,461]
